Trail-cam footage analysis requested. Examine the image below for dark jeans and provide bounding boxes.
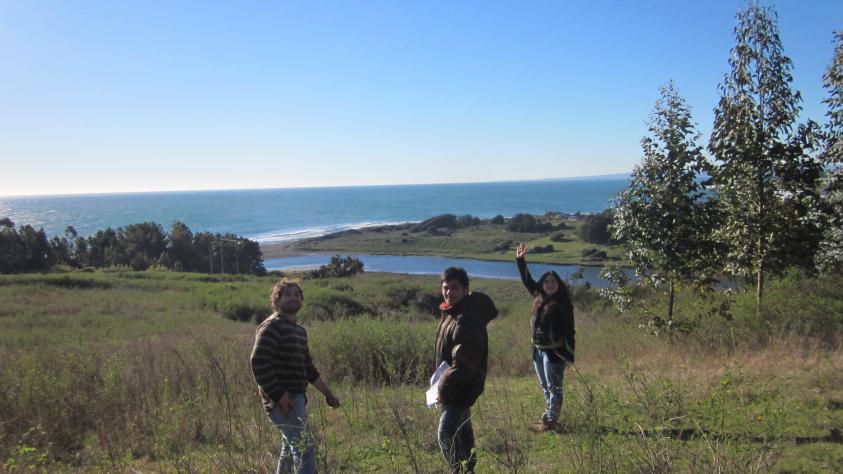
[438,404,476,473]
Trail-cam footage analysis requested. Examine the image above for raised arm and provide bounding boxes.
[515,242,540,294]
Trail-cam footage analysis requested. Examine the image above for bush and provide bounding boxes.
[309,256,364,278]
[491,215,505,225]
[579,211,615,245]
[299,288,371,321]
[507,214,555,233]
[494,240,513,252]
[457,214,481,227]
[550,232,568,242]
[528,244,554,254]
[581,248,608,261]
[310,318,433,384]
[368,283,442,318]
[412,214,457,233]
[221,302,271,323]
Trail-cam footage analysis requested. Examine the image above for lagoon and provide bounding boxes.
[264,254,633,287]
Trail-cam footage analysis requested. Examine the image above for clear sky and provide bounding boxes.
[1,0,841,197]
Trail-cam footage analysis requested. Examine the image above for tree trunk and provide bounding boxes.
[667,278,675,325]
[756,267,764,319]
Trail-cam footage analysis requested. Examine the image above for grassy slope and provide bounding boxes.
[287,219,626,265]
[1,271,841,472]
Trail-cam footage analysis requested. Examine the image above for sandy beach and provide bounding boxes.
[259,241,322,259]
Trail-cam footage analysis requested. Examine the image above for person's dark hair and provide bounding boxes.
[270,279,304,312]
[532,270,571,314]
[441,266,469,289]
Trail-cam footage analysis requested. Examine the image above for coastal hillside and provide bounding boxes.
[1,270,840,472]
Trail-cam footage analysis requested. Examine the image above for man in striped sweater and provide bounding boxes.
[251,279,340,474]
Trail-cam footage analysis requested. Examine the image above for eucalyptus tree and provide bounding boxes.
[612,82,714,323]
[817,31,843,273]
[708,3,822,317]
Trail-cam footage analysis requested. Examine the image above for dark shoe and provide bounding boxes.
[540,419,557,432]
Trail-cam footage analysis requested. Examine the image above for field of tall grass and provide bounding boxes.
[1,270,841,472]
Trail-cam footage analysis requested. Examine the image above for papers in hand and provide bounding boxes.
[426,361,450,407]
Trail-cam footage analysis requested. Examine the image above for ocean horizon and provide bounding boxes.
[0,177,629,242]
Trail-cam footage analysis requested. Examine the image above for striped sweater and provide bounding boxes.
[250,314,320,412]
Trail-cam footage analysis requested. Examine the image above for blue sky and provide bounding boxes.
[1,0,841,196]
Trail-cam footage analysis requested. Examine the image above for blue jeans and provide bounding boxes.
[438,405,476,473]
[533,350,566,422]
[267,393,315,474]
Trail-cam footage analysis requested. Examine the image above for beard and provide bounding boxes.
[280,300,302,314]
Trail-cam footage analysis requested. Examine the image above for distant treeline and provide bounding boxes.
[0,218,265,275]
[409,211,614,244]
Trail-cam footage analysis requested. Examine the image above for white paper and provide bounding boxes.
[426,361,450,407]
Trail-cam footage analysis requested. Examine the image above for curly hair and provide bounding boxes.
[270,279,303,312]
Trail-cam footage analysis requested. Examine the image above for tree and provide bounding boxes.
[167,221,196,271]
[578,210,614,245]
[817,31,843,273]
[310,255,364,278]
[0,218,25,273]
[85,228,123,268]
[708,3,821,317]
[118,222,168,270]
[507,213,554,233]
[612,82,715,323]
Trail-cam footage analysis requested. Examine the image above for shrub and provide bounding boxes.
[310,318,433,384]
[579,211,615,245]
[494,240,513,252]
[299,288,371,321]
[491,215,505,225]
[550,232,568,242]
[507,214,555,233]
[412,214,457,233]
[309,255,364,278]
[221,302,271,323]
[581,248,608,261]
[528,244,554,254]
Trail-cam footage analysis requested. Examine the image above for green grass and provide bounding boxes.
[1,270,842,472]
[288,220,625,265]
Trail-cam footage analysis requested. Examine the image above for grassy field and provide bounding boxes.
[285,218,626,266]
[1,270,842,472]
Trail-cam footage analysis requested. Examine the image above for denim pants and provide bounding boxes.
[438,404,476,473]
[533,349,566,422]
[267,393,315,474]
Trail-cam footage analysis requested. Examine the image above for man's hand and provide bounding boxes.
[325,393,341,408]
[276,392,292,415]
[516,242,527,259]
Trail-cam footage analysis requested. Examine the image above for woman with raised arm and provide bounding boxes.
[515,242,576,432]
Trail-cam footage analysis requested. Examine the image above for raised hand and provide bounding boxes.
[516,242,527,259]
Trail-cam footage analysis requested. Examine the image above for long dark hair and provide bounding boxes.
[531,270,572,315]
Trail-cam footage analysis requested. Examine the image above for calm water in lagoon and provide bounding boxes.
[264,254,634,288]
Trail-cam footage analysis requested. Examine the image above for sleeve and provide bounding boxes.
[516,256,540,295]
[250,323,286,403]
[438,320,486,403]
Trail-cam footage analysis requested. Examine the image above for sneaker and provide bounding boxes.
[540,419,557,432]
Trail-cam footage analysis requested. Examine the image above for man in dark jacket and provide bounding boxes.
[435,266,498,473]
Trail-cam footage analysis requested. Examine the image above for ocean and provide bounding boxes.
[0,178,628,241]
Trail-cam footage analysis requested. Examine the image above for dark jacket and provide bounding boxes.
[516,257,576,363]
[435,292,498,409]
